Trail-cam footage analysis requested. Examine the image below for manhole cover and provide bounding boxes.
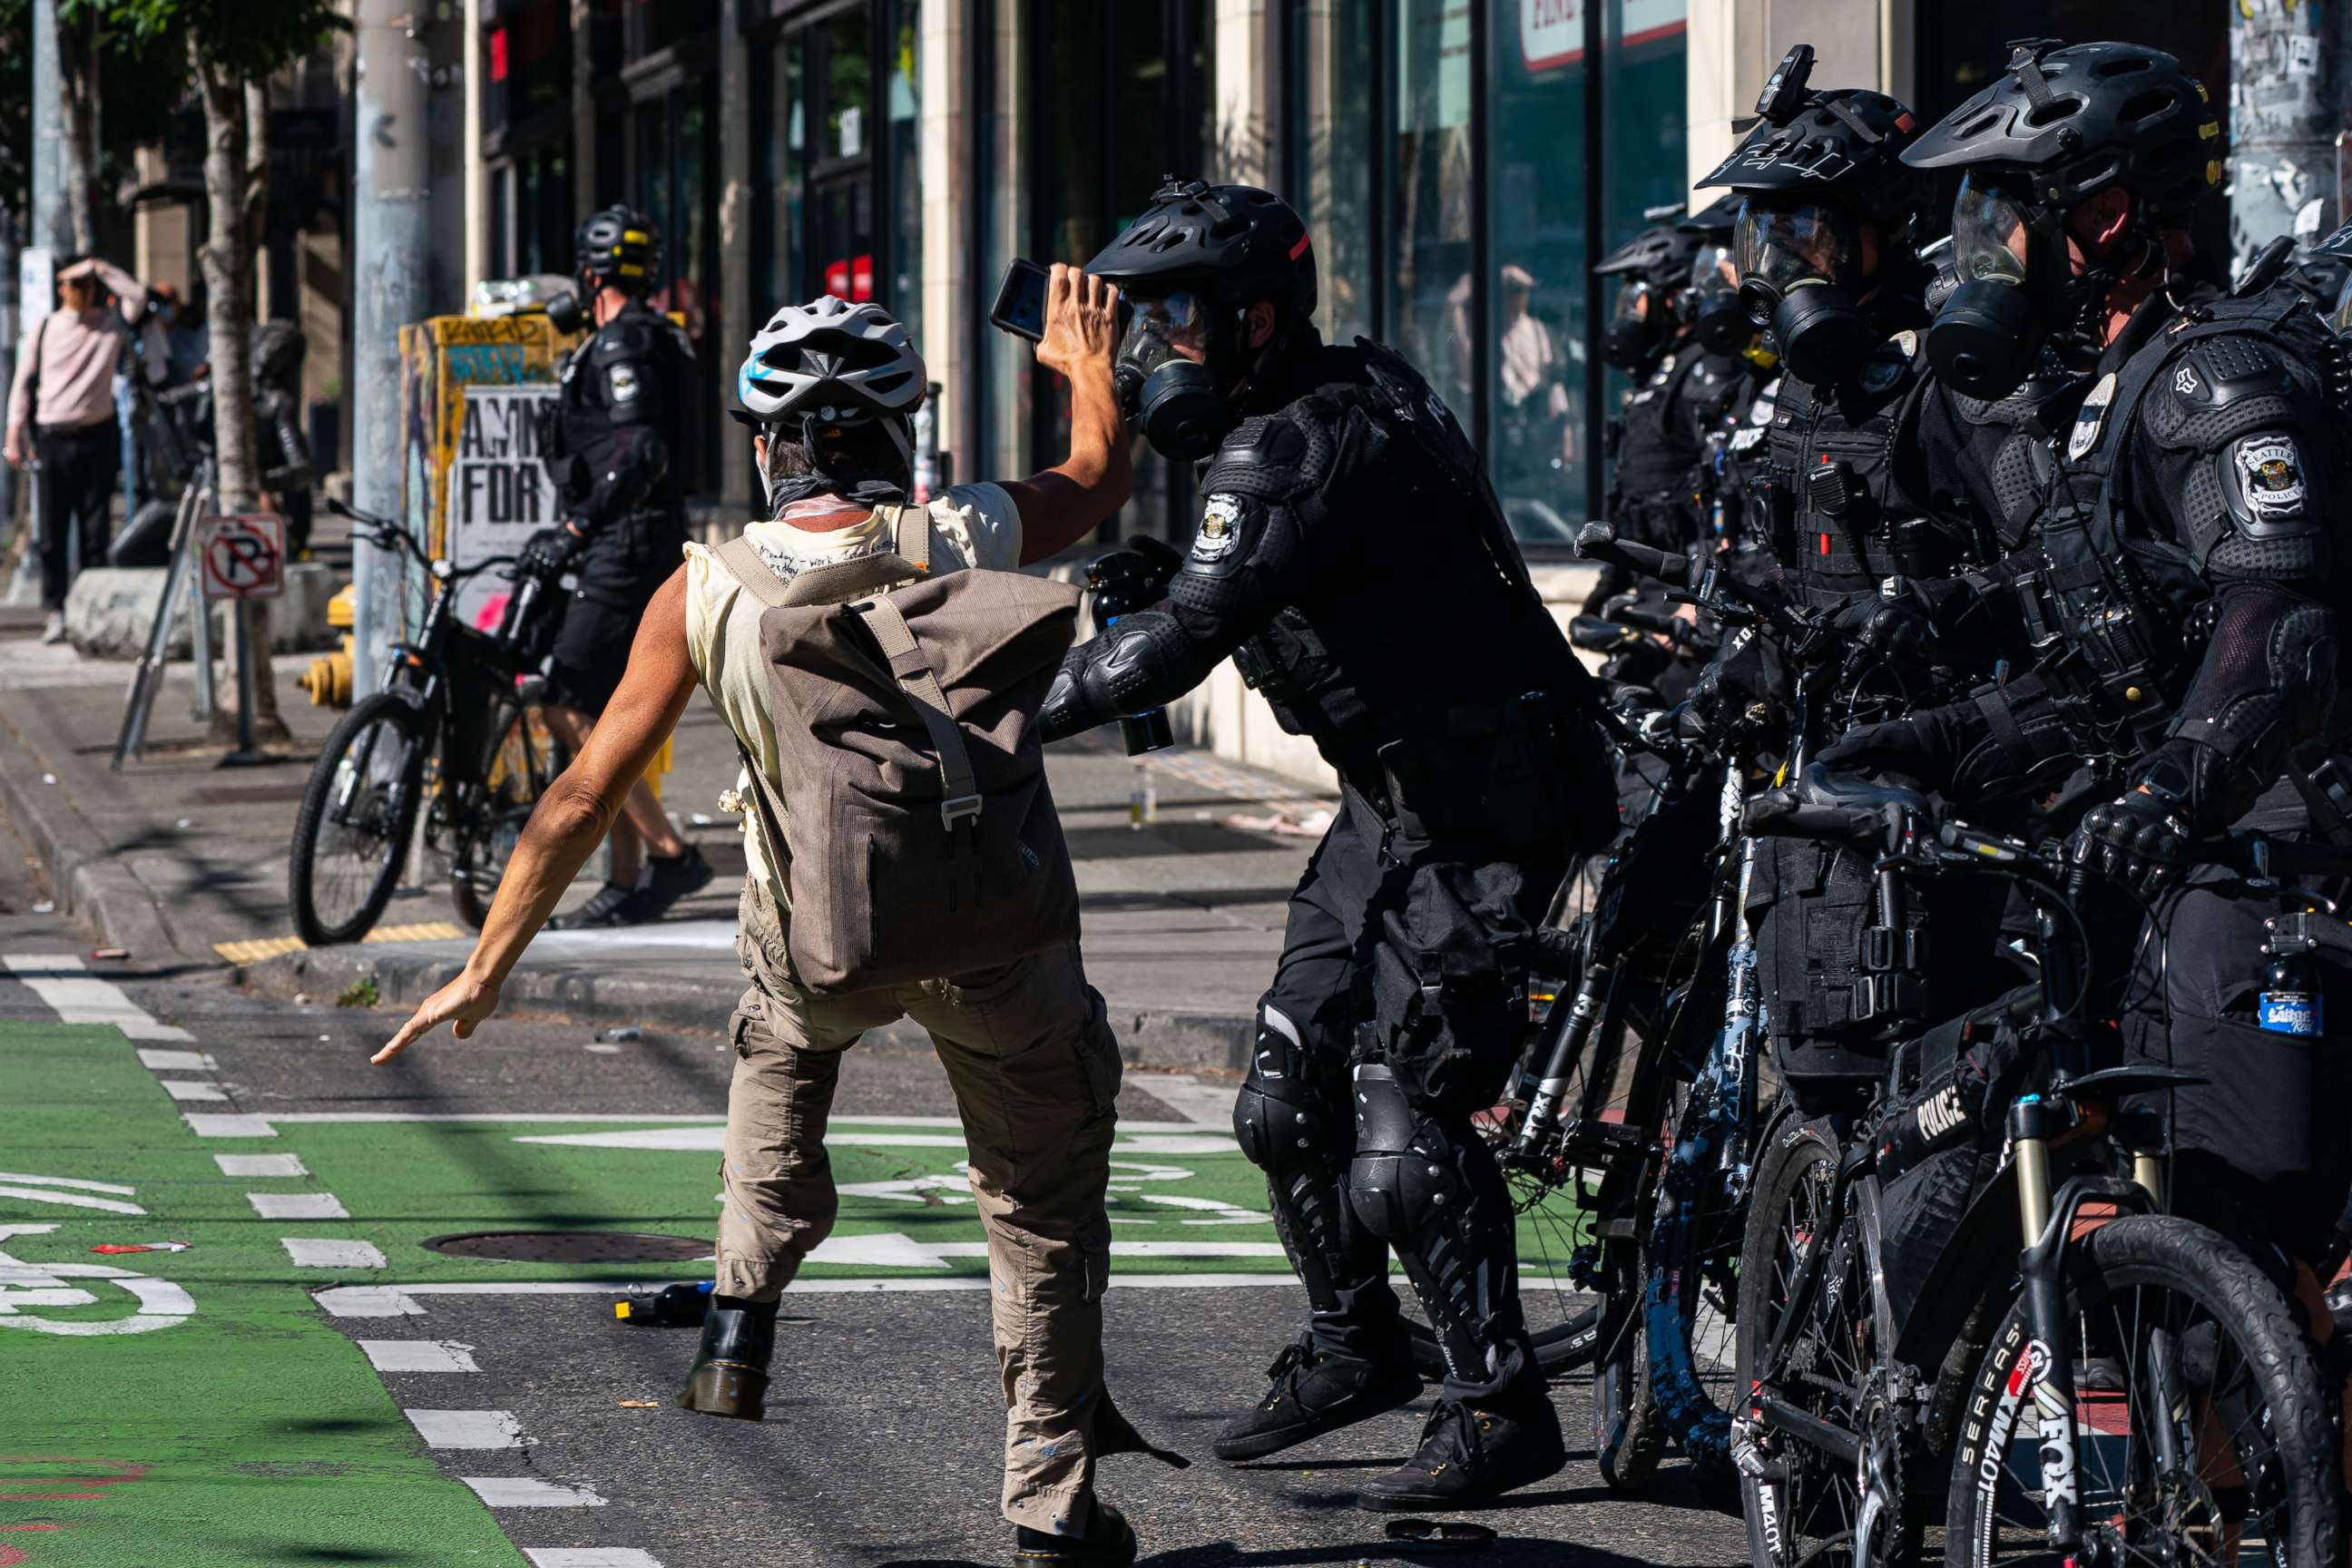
[421,1230,710,1263]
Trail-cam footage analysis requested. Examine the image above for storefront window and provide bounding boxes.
[886,2,923,347]
[1286,2,1376,347]
[632,81,721,492]
[1390,0,1476,418]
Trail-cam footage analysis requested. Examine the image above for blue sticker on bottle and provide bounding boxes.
[2259,991,2323,1036]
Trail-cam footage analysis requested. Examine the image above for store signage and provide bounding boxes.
[1522,0,1686,72]
[852,253,875,301]
[826,258,849,299]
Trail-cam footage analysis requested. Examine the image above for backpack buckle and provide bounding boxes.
[941,793,984,830]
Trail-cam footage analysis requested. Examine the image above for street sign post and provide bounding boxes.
[197,514,285,765]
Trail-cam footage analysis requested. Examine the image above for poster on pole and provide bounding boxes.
[446,385,560,629]
[18,246,54,340]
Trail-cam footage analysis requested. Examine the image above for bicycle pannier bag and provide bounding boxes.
[708,508,1083,994]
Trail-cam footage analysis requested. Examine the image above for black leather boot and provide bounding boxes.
[676,1300,775,1421]
[1011,1499,1137,1566]
[1352,1394,1567,1511]
[1214,1335,1422,1462]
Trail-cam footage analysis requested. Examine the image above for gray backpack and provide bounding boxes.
[708,505,1083,994]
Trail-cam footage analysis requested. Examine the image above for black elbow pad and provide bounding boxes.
[1038,612,1205,741]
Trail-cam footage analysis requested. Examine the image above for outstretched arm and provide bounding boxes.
[1004,264,1132,564]
[375,569,698,1062]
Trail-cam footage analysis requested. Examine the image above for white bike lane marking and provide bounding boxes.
[0,1222,196,1335]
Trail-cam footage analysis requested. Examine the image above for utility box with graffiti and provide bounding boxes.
[397,312,574,631]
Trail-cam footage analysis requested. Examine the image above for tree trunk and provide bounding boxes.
[193,50,289,746]
[55,6,97,256]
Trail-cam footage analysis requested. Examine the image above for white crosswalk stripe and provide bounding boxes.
[462,1477,604,1507]
[280,1239,387,1269]
[404,1409,524,1448]
[2,954,194,1041]
[357,1340,480,1373]
[248,1192,349,1220]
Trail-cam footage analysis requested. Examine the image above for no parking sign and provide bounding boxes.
[198,514,286,602]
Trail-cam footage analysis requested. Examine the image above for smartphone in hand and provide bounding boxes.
[988,258,1050,342]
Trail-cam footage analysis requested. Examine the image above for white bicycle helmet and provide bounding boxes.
[736,296,926,434]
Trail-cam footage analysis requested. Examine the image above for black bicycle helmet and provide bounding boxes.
[1594,224,1704,289]
[575,205,662,294]
[1697,46,1923,212]
[1901,40,2220,220]
[1086,177,1317,320]
[1678,193,1744,240]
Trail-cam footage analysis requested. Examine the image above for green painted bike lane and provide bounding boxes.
[0,1022,524,1568]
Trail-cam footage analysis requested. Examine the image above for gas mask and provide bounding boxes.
[1919,172,2069,404]
[545,289,585,336]
[1687,244,1751,357]
[1926,173,2098,401]
[1602,280,1671,371]
[1735,201,1875,387]
[1115,291,1230,462]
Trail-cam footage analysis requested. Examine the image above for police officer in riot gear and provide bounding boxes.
[1038,177,1616,1510]
[1832,41,2352,1264]
[530,204,713,928]
[1588,211,1773,617]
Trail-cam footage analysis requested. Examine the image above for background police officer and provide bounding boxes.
[526,205,713,928]
[1037,177,1617,1512]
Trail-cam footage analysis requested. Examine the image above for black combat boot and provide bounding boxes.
[1012,1499,1137,1566]
[1213,1334,1422,1462]
[675,1298,775,1421]
[1352,1393,1567,1511]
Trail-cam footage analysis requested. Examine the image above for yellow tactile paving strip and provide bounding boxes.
[214,922,466,965]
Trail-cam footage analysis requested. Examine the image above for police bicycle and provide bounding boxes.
[1730,768,2344,1568]
[286,498,565,945]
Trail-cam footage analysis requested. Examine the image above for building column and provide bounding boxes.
[572,0,599,214]
[464,0,485,291]
[920,0,969,485]
[1212,0,1274,185]
[717,0,755,516]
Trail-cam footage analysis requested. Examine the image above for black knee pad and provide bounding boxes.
[1233,1004,1328,1178]
[1346,1063,1459,1242]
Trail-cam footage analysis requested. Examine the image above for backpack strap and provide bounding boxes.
[890,503,932,572]
[850,591,982,830]
[712,534,792,609]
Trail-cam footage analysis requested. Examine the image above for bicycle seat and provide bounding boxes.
[1571,615,1639,652]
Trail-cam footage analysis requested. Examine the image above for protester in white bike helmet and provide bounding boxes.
[377,268,1151,1566]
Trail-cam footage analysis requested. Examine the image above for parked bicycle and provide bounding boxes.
[286,498,564,946]
[1731,766,2344,1568]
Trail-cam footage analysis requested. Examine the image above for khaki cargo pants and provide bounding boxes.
[717,877,1122,1535]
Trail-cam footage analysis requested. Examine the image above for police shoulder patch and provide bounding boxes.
[2068,371,2117,462]
[1191,494,1246,562]
[608,362,642,404]
[2232,434,2308,518]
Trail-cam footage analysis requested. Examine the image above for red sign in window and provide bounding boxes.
[851,253,874,302]
[825,259,850,299]
[490,26,509,81]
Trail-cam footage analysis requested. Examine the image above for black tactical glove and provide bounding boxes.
[2066,788,2191,897]
[1832,584,1935,671]
[1814,709,1965,790]
[518,523,587,584]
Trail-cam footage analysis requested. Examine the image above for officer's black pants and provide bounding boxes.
[34,421,117,611]
[1252,790,1559,1406]
[2121,865,2352,1265]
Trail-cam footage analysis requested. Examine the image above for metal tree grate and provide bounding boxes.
[421,1230,711,1263]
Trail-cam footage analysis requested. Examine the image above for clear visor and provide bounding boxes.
[1690,243,1739,294]
[1115,290,1214,376]
[1950,173,2033,286]
[2332,273,2352,337]
[1734,201,1858,293]
[1610,279,1656,325]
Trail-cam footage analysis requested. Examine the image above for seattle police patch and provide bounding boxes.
[608,362,642,404]
[2234,435,2308,518]
[2068,372,2117,462]
[1192,494,1245,562]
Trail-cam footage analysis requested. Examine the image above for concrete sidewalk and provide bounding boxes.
[0,615,1329,1070]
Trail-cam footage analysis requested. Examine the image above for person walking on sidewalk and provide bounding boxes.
[5,256,149,644]
[523,205,712,927]
[377,270,1171,1567]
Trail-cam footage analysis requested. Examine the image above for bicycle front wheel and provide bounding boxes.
[289,691,427,946]
[1945,1214,2337,1568]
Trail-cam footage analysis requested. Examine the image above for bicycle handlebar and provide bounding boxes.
[1576,522,1693,588]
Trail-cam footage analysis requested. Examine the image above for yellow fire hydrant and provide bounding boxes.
[297,584,357,708]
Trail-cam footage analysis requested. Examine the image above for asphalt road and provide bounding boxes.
[0,795,1748,1568]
